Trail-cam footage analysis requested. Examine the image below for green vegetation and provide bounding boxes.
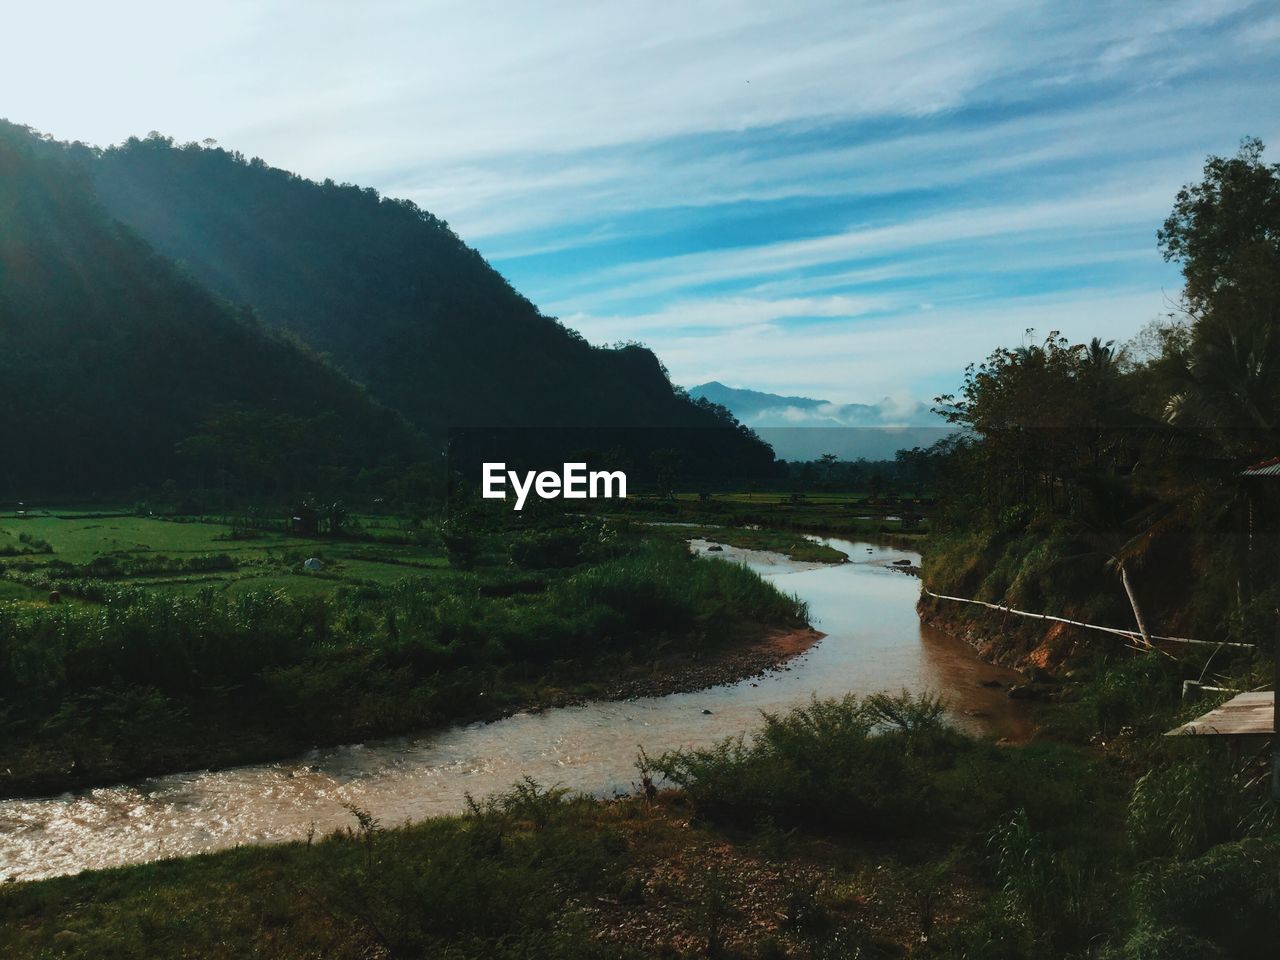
[920,139,1280,664]
[0,511,806,796]
[655,685,1277,957]
[4,691,1273,958]
[0,121,420,500]
[607,491,931,544]
[57,126,777,484]
[650,692,1062,835]
[0,510,447,600]
[899,139,1280,957]
[652,524,849,563]
[0,785,643,960]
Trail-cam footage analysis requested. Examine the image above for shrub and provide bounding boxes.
[651,693,973,835]
[305,782,620,956]
[1126,837,1280,959]
[441,518,481,570]
[510,529,581,569]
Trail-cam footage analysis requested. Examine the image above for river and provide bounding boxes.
[0,536,1030,882]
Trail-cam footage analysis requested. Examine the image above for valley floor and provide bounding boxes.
[0,508,818,798]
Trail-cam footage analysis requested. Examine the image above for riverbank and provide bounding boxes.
[606,494,931,548]
[917,601,1056,672]
[11,537,1265,958]
[653,524,850,563]
[2,622,826,804]
[8,687,1268,960]
[1,533,1037,884]
[0,531,810,799]
[567,626,826,703]
[0,782,985,959]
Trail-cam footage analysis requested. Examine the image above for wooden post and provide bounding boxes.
[1273,485,1280,800]
[1273,548,1279,800]
[1240,462,1280,800]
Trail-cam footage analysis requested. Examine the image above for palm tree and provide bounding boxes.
[1164,306,1279,457]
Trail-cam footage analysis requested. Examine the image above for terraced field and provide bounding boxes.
[0,509,447,603]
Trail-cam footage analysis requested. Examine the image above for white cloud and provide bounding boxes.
[5,2,1266,170]
[543,175,1178,313]
[562,293,891,341]
[641,288,1173,402]
[1,0,1274,403]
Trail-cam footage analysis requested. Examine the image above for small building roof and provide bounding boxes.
[1166,691,1275,737]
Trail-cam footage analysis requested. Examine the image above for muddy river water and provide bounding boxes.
[0,536,1030,882]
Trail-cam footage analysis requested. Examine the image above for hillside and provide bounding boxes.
[63,134,776,478]
[917,139,1280,674]
[0,122,419,497]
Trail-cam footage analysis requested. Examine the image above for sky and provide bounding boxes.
[4,1,1278,404]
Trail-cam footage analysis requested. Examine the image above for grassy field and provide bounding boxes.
[0,510,448,604]
[0,494,912,609]
[675,491,890,504]
[0,507,811,797]
[608,492,931,543]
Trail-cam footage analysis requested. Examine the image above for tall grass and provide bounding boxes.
[648,692,1099,838]
[0,537,808,794]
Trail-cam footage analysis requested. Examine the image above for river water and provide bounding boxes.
[0,537,1030,882]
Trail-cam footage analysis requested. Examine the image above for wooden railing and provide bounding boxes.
[921,588,1254,649]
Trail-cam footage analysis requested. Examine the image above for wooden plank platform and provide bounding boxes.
[1166,691,1275,737]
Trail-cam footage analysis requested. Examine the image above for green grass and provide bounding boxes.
[655,524,849,563]
[0,512,808,796]
[604,491,931,544]
[0,579,37,601]
[5,693,1272,959]
[0,786,644,960]
[0,512,452,604]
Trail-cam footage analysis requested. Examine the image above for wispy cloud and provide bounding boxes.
[3,1,1276,403]
[654,289,1176,401]
[543,176,1179,310]
[563,294,891,341]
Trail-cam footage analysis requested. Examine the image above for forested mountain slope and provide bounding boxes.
[0,122,419,496]
[72,133,775,476]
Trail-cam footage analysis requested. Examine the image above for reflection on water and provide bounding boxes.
[0,537,1030,881]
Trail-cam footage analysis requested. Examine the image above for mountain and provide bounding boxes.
[686,382,829,419]
[53,132,776,479]
[0,121,420,497]
[687,382,953,461]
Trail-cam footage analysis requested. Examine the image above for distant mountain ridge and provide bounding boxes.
[687,382,829,418]
[687,381,953,461]
[65,132,777,478]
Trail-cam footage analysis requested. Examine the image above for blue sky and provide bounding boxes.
[5,1,1278,402]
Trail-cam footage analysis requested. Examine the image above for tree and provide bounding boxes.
[1158,137,1280,311]
[818,453,838,485]
[1158,138,1280,456]
[650,449,681,500]
[935,332,1114,512]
